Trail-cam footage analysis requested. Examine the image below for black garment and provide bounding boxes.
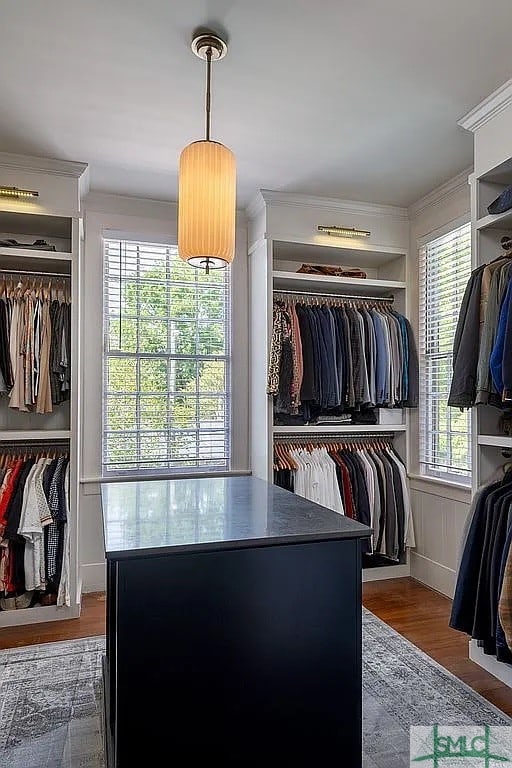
[295,304,315,402]
[389,457,406,559]
[472,485,512,653]
[4,458,36,595]
[0,300,13,389]
[340,307,355,409]
[274,469,294,493]
[307,306,322,407]
[351,408,378,425]
[332,307,347,407]
[448,265,486,409]
[450,477,510,635]
[380,452,398,560]
[315,306,337,409]
[403,317,419,408]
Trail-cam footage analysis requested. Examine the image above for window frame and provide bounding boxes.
[101,236,232,477]
[418,219,472,486]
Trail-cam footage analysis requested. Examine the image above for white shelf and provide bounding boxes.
[273,424,407,435]
[273,240,406,269]
[477,434,512,448]
[0,429,71,442]
[272,270,406,296]
[0,603,80,627]
[476,210,512,231]
[0,247,72,261]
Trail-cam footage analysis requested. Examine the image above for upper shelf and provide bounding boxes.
[272,270,406,296]
[273,425,407,435]
[272,239,406,270]
[476,209,512,232]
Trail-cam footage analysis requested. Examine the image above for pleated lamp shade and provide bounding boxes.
[178,140,236,269]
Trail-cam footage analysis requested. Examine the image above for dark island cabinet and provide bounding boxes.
[100,475,371,767]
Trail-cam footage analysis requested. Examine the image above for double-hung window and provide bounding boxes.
[419,222,472,482]
[102,238,231,475]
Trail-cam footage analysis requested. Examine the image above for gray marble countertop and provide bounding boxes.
[101,475,371,560]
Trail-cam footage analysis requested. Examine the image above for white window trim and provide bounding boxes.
[81,200,248,487]
[418,219,472,485]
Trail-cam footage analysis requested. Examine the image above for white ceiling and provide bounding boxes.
[0,0,511,209]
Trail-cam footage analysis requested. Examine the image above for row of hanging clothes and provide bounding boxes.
[450,459,512,664]
[0,442,71,610]
[0,271,72,414]
[273,435,415,564]
[449,235,512,422]
[267,292,419,426]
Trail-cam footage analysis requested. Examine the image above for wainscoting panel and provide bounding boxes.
[410,483,471,598]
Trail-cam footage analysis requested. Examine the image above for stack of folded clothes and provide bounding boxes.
[297,263,367,279]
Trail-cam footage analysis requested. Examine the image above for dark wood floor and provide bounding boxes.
[2,577,512,716]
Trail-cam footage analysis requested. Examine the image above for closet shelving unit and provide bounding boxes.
[0,152,88,627]
[459,80,512,685]
[248,189,413,582]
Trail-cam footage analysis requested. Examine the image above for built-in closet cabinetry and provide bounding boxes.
[247,190,414,582]
[459,79,512,685]
[0,153,88,627]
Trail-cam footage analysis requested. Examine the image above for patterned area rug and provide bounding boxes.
[0,609,510,768]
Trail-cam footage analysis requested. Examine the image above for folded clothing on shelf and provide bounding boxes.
[314,413,352,425]
[0,238,56,251]
[351,408,378,425]
[296,263,367,279]
[488,185,512,215]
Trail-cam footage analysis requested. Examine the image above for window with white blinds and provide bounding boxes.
[102,238,231,474]
[419,223,472,482]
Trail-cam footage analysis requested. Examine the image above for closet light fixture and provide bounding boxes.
[318,225,371,238]
[0,186,39,200]
[178,31,236,273]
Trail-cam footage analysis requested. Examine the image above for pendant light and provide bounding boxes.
[178,32,236,273]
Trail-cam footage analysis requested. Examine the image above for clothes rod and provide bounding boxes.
[0,268,70,278]
[274,289,394,303]
[0,443,70,453]
[273,432,395,441]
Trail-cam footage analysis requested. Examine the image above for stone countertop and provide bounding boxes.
[101,474,371,560]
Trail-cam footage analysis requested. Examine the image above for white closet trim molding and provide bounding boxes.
[458,77,512,132]
[247,189,409,222]
[408,168,472,219]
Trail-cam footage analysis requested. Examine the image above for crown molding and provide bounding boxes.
[245,188,408,222]
[459,78,512,132]
[408,167,472,218]
[0,151,88,178]
[245,190,266,221]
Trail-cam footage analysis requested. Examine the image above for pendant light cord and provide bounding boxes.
[205,47,212,141]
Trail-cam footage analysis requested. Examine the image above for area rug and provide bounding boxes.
[0,609,510,768]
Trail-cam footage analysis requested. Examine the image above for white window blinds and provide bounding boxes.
[419,223,472,482]
[102,238,231,474]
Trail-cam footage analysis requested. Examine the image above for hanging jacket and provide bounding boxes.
[448,265,485,409]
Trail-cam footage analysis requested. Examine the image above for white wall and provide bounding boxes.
[407,169,472,597]
[79,191,249,592]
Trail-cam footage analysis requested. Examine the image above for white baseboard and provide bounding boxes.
[469,640,512,687]
[81,562,106,593]
[410,552,455,598]
[362,563,411,582]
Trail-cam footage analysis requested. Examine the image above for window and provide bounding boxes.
[419,223,472,482]
[102,238,231,474]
